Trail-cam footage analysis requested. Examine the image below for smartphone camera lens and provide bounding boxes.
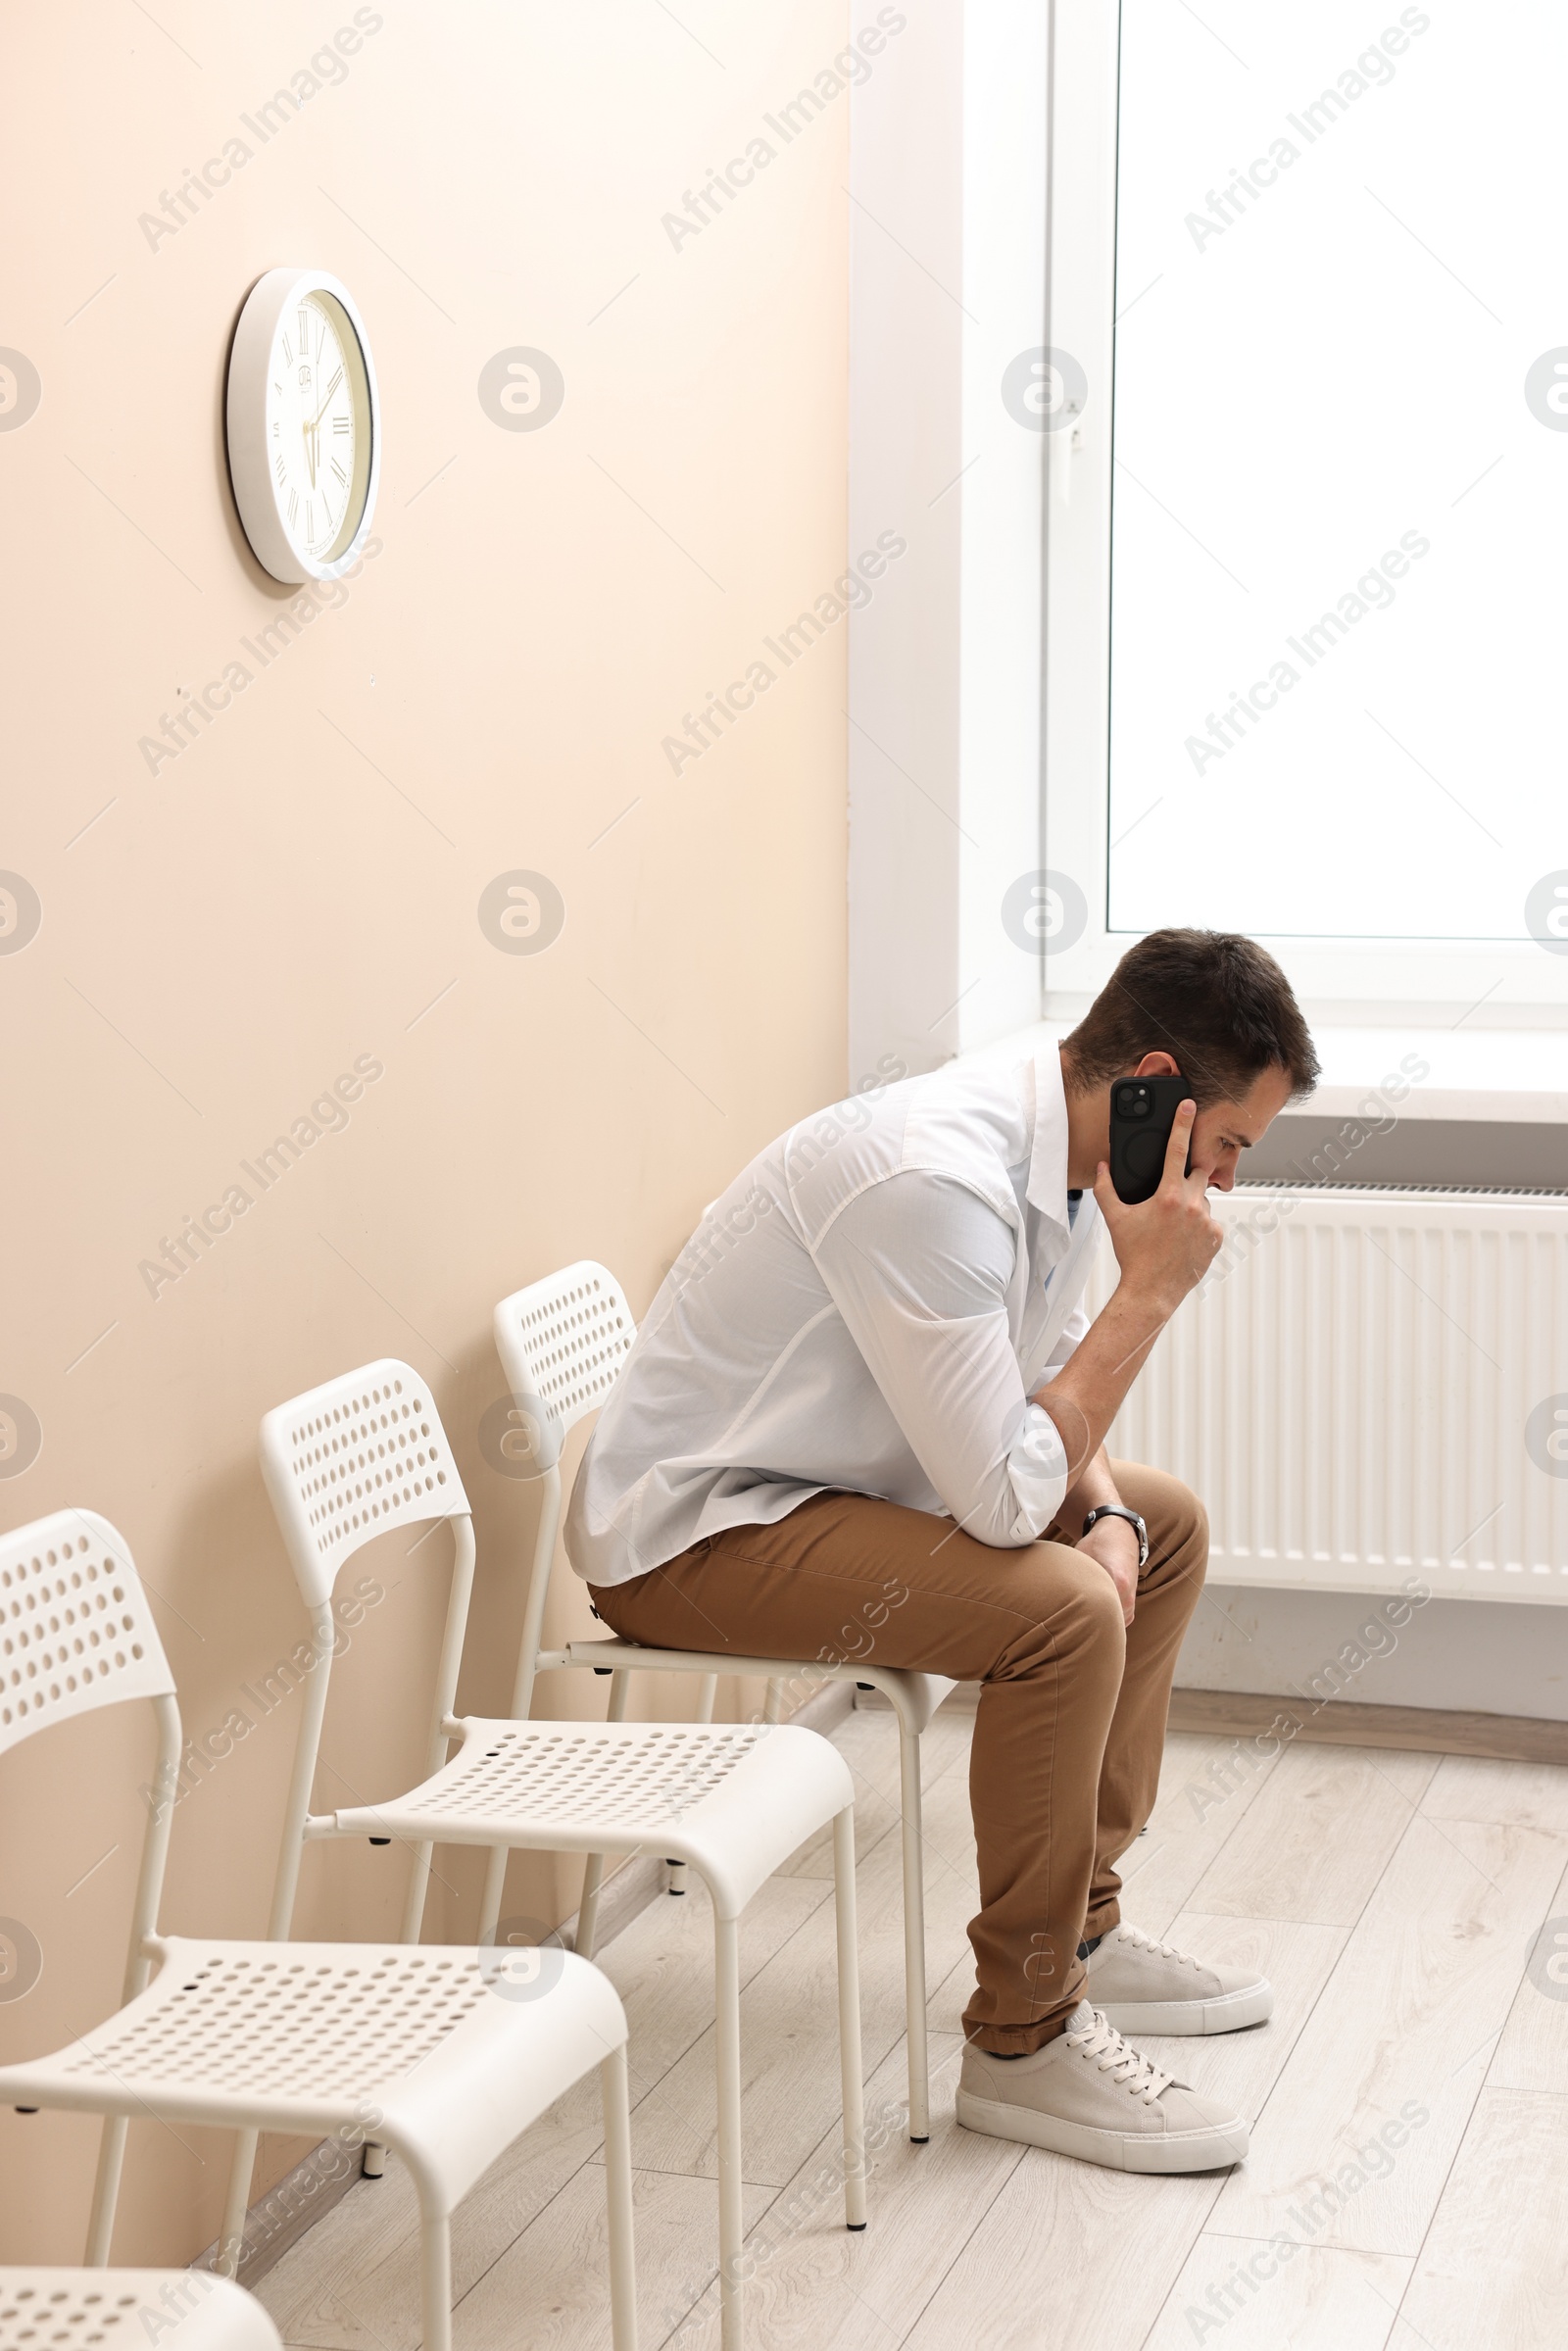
[1118,1084,1152,1119]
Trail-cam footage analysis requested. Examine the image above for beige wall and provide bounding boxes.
[0,0,852,2263]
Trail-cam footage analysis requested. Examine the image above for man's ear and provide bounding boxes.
[1132,1051,1180,1078]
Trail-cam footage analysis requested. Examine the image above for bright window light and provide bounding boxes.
[1107,0,1568,945]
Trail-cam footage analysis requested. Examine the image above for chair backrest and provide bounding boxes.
[259,1358,470,1610]
[0,1509,174,1761]
[0,1511,183,2017]
[491,1261,637,1476]
[257,1360,478,1941]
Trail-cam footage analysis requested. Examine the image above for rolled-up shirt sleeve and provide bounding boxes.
[1038,1299,1091,1379]
[812,1171,1069,1546]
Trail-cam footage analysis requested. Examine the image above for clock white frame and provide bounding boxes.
[225,267,381,584]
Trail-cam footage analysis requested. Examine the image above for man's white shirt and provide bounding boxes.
[564,1044,1105,1588]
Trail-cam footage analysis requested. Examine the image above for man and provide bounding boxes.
[566,929,1319,2173]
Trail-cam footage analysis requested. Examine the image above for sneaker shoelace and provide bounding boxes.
[1113,1924,1201,1970]
[1063,2007,1174,2106]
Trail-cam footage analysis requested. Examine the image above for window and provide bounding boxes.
[1044,0,1568,1017]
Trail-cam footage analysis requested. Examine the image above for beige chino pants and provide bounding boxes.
[591,1459,1207,2054]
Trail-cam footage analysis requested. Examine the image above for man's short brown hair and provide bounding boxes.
[1062,929,1319,1108]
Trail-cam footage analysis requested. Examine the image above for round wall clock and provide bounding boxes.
[226,268,380,583]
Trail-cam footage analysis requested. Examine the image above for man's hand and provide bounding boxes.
[1093,1098,1222,1315]
[1033,1101,1221,1484]
[1077,1511,1141,1627]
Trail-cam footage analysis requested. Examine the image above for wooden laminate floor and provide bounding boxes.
[255,1701,1568,2350]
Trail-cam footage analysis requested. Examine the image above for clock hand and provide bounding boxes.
[302,371,345,491]
[305,369,345,438]
[293,354,346,504]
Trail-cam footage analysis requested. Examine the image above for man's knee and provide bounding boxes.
[1074,1554,1131,1652]
[1111,1461,1208,1572]
[1167,1475,1208,1563]
[994,1544,1125,1682]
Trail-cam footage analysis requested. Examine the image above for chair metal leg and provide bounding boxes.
[84,2114,129,2264]
[898,1726,932,2140]
[713,1911,745,2351]
[578,1669,630,1957]
[577,1853,609,1960]
[601,2043,639,2351]
[667,1675,719,1891]
[832,1808,867,2229]
[418,2207,453,2351]
[762,1676,785,1725]
[477,1841,510,1947]
[399,1838,436,1945]
[361,1835,436,2180]
[215,2126,260,2278]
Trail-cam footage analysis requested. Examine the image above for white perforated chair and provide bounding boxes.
[255,1358,867,2351]
[0,2269,280,2351]
[0,1508,637,2351]
[492,1259,956,2140]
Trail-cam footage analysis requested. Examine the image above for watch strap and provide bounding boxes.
[1081,1503,1149,1568]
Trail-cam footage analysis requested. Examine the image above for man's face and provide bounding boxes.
[1129,1053,1295,1193]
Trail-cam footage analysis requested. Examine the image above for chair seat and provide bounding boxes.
[327,1717,855,1918]
[0,2269,280,2351]
[0,1936,626,2217]
[566,1638,959,1738]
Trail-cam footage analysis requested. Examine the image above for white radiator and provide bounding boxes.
[1087,1184,1568,1604]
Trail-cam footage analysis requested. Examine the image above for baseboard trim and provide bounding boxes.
[190,2128,371,2287]
[1166,1686,1568,1764]
[190,1672,857,2283]
[858,1675,1564,1763]
[791,1675,857,1737]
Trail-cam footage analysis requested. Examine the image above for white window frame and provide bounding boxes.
[1041,0,1568,1029]
[848,0,1052,1079]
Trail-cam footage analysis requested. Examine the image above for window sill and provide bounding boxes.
[1294,1025,1568,1126]
[965,1019,1568,1127]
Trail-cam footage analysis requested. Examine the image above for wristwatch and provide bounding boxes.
[1081,1503,1149,1569]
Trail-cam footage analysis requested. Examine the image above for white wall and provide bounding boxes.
[0,0,855,2266]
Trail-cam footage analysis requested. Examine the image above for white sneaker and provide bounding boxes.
[956,2001,1249,2173]
[1085,1923,1273,2034]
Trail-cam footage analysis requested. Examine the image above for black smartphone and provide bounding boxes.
[1108,1074,1196,1204]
